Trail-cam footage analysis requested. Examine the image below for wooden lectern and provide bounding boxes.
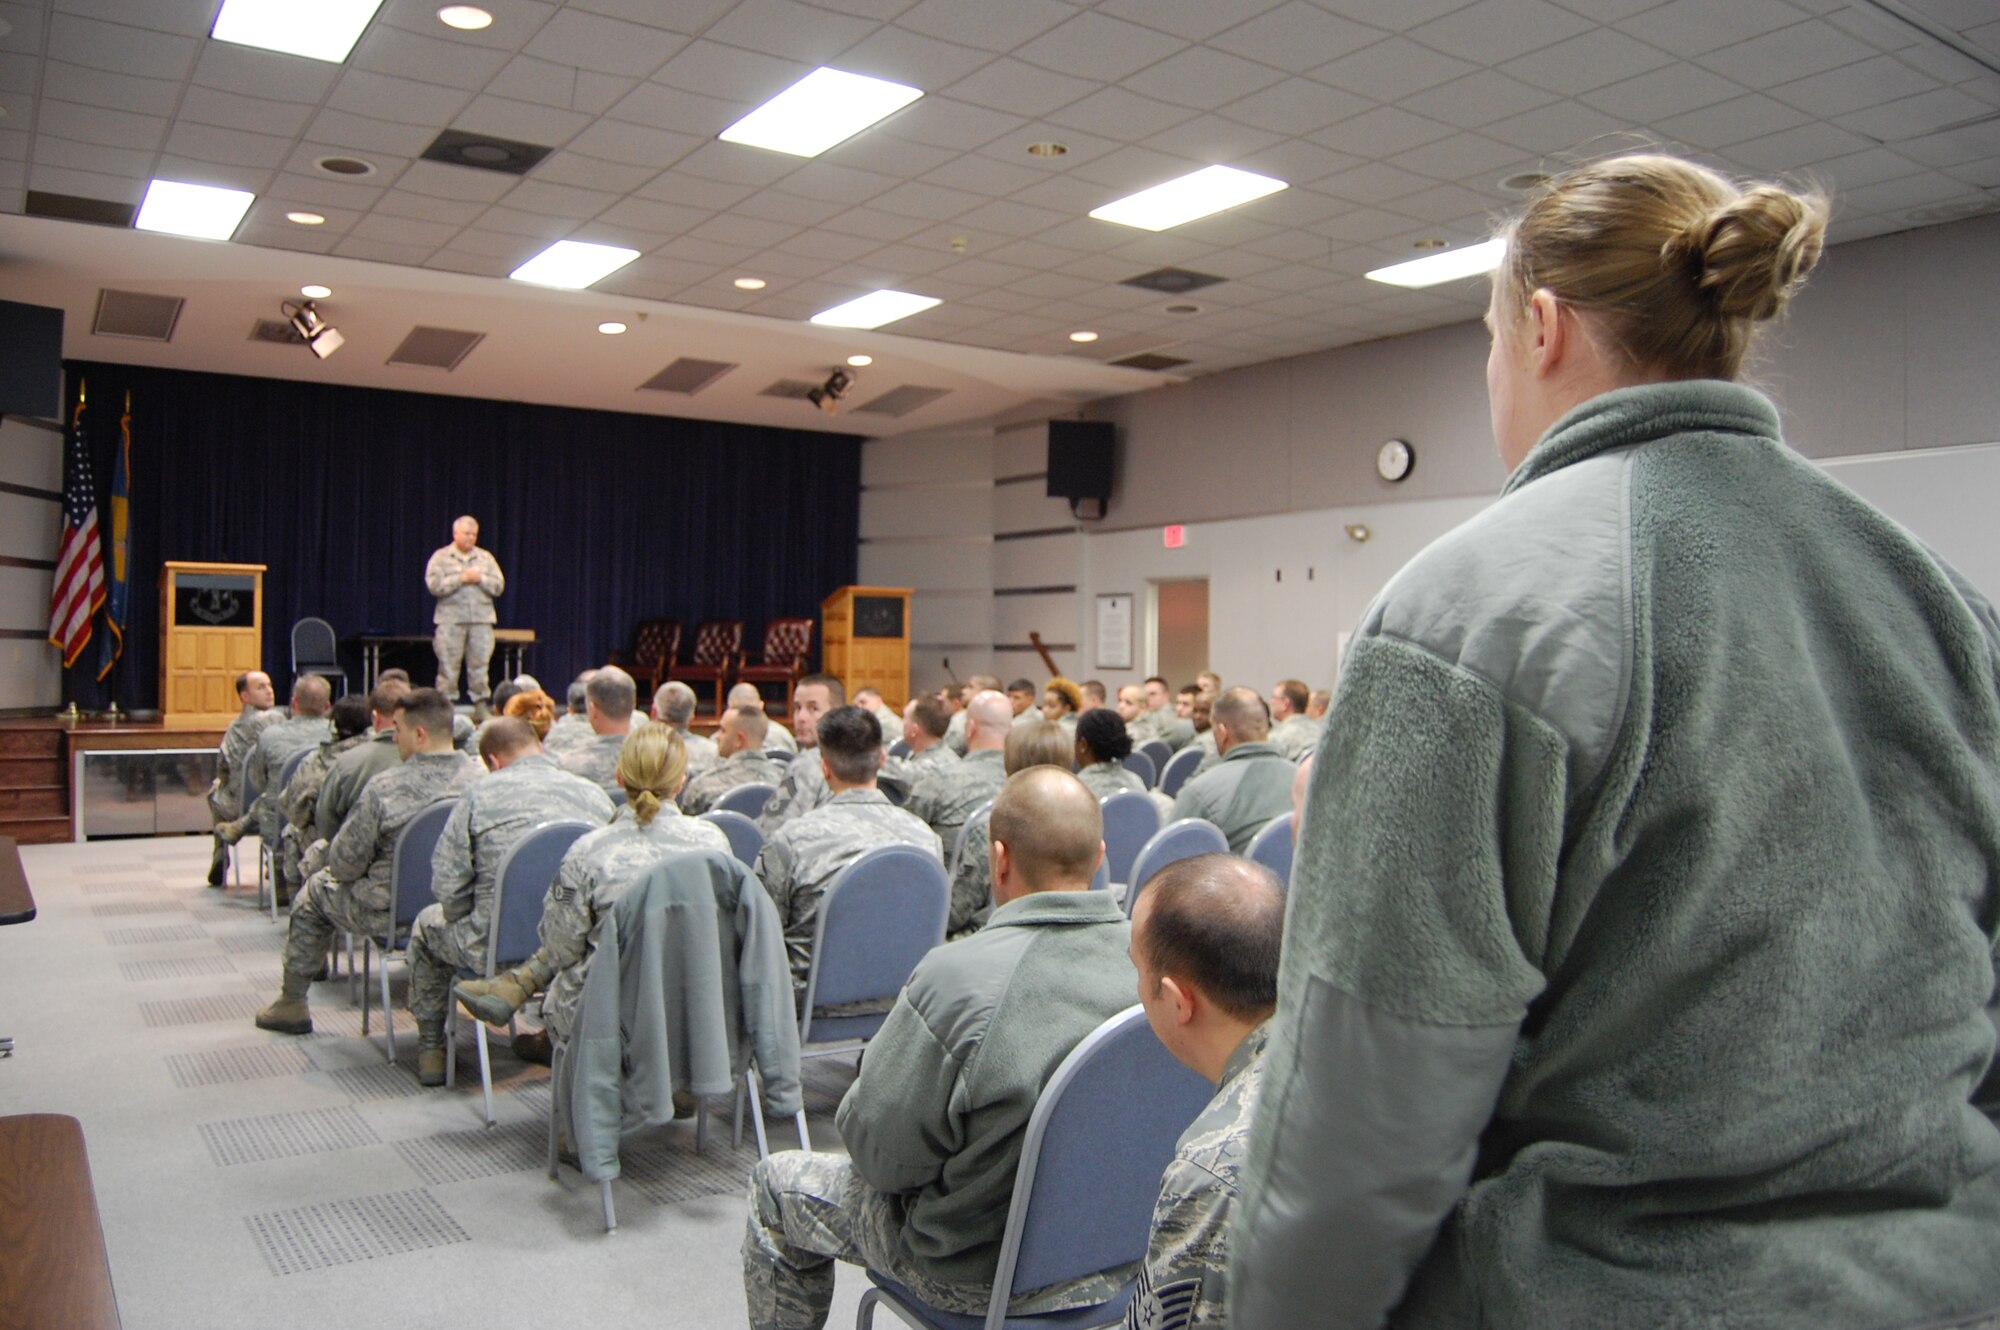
[821,586,912,709]
[160,561,265,726]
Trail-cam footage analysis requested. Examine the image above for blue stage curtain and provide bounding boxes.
[60,359,861,712]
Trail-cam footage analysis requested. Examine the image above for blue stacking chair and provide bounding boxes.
[609,788,628,807]
[260,746,316,920]
[1156,746,1203,799]
[700,808,764,866]
[735,843,947,1146]
[887,739,911,760]
[1119,750,1156,789]
[448,819,594,1126]
[1245,813,1295,890]
[856,1006,1213,1330]
[949,800,996,883]
[360,799,458,1063]
[1098,792,1160,891]
[1137,740,1172,784]
[228,763,262,898]
[717,780,779,819]
[1123,819,1229,919]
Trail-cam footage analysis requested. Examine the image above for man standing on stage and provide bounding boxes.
[425,515,505,717]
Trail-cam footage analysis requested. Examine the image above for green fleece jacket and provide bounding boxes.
[837,888,1136,1301]
[1235,381,2000,1329]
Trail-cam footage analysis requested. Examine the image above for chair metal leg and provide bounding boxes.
[475,1021,494,1127]
[380,952,397,1066]
[695,1098,709,1155]
[794,1111,811,1153]
[748,1068,772,1160]
[360,940,372,1036]
[444,1008,457,1088]
[599,1179,616,1233]
[856,1288,880,1329]
[546,1042,563,1180]
[733,1077,746,1148]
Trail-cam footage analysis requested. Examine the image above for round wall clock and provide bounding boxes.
[1377,438,1414,482]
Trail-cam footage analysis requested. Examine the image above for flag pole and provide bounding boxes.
[102,388,131,722]
[56,378,85,724]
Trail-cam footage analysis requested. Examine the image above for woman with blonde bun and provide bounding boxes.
[1234,155,2000,1330]
[452,723,729,1064]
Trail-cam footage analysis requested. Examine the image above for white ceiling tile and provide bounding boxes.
[269,170,386,209]
[1218,77,1374,136]
[1546,0,1673,22]
[1096,0,1289,42]
[308,108,437,157]
[178,85,315,139]
[735,188,851,226]
[1210,3,1388,73]
[651,233,759,266]
[606,81,744,136]
[1697,19,1876,87]
[772,227,881,260]
[653,39,811,101]
[1943,157,2000,189]
[476,203,578,237]
[1006,172,1126,214]
[596,195,712,233]
[486,55,586,109]
[836,26,997,88]
[351,212,460,247]
[0,53,37,98]
[952,196,1070,236]
[425,248,517,277]
[1482,98,1636,154]
[164,121,296,170]
[1406,0,1595,63]
[1311,36,1479,102]
[1822,3,1924,53]
[1311,0,1489,30]
[235,222,340,252]
[1231,139,1364,187]
[26,162,146,202]
[821,206,935,241]
[571,73,640,117]
[1578,63,1746,121]
[1894,117,2000,168]
[702,0,881,65]
[31,135,153,180]
[568,0,736,29]
[1316,159,1435,204]
[689,212,801,247]
[984,237,1091,270]
[333,236,438,264]
[374,0,558,43]
[896,0,1075,51]
[36,99,167,151]
[1016,12,1187,81]
[1230,186,1349,226]
[1499,28,1674,95]
[1838,170,1983,216]
[853,240,963,275]
[48,13,198,79]
[373,190,488,224]
[284,139,412,179]
[1803,144,1926,189]
[771,158,902,203]
[1067,143,1206,191]
[872,178,987,219]
[40,60,180,114]
[1047,87,1201,141]
[1308,104,1455,157]
[945,58,1097,117]
[636,172,758,209]
[1398,70,1561,125]
[328,70,474,125]
[1839,85,1994,142]
[351,25,513,91]
[879,96,1029,150]
[816,131,961,178]
[1395,130,1531,180]
[1890,37,1995,85]
[922,153,1050,196]
[454,94,594,146]
[1656,93,1812,149]
[719,249,830,279]
[565,119,702,169]
[54,0,211,36]
[192,44,342,105]
[1720,119,1874,172]
[523,7,691,77]
[1388,179,1502,222]
[1140,114,1285,164]
[531,152,656,193]
[1615,0,1806,57]
[1125,46,1290,111]
[396,159,520,201]
[498,176,619,218]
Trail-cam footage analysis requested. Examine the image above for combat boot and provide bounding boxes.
[454,964,538,1024]
[513,1028,553,1067]
[416,1025,447,1087]
[214,817,248,846]
[254,995,312,1035]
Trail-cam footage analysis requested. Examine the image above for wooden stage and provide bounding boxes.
[0,717,226,845]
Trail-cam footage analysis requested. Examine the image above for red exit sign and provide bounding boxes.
[1163,524,1185,549]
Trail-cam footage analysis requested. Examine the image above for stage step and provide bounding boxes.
[0,730,61,760]
[0,787,63,818]
[0,816,67,845]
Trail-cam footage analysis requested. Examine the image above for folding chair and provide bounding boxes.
[290,617,348,696]
[716,781,778,819]
[1123,819,1229,919]
[1137,740,1172,784]
[262,746,316,920]
[1156,746,1203,799]
[228,764,262,898]
[699,809,764,866]
[448,819,594,1126]
[1119,750,1156,789]
[856,1006,1213,1330]
[1245,813,1295,890]
[735,843,948,1146]
[1098,791,1160,891]
[360,800,458,1063]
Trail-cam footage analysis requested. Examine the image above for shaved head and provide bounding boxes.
[478,715,539,767]
[965,689,1014,751]
[1213,686,1270,743]
[989,766,1103,892]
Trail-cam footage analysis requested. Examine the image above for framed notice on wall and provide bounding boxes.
[1096,593,1134,671]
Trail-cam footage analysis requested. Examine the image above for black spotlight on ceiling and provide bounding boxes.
[806,367,854,416]
[282,299,344,360]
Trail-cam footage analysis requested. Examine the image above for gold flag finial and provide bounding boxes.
[78,377,86,405]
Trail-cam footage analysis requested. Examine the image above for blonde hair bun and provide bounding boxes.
[616,725,687,825]
[628,788,664,823]
[1682,184,1828,322]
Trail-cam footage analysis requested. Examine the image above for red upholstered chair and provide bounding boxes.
[736,617,815,714]
[609,618,680,705]
[669,619,743,715]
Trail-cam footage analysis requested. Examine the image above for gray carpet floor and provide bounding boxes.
[4,833,866,1330]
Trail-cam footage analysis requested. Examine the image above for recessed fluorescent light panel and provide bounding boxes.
[810,289,941,330]
[1088,165,1288,232]
[1365,237,1506,289]
[719,67,922,158]
[211,0,384,62]
[508,240,640,290]
[134,180,255,240]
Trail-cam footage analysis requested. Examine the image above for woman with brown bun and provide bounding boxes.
[501,687,556,741]
[1235,155,2000,1329]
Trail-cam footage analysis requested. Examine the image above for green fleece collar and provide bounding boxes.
[1505,379,1781,497]
[1221,741,1284,764]
[987,889,1127,929]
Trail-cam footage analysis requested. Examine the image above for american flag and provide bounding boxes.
[48,397,105,668]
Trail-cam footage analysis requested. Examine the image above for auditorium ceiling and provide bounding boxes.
[0,0,1995,435]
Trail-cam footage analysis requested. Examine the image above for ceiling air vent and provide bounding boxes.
[854,386,950,418]
[27,191,137,227]
[94,290,185,341]
[639,358,737,395]
[388,327,485,371]
[421,129,552,176]
[760,379,819,400]
[250,318,306,344]
[1111,352,1192,371]
[1120,267,1225,295]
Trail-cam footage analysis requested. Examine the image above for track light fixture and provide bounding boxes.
[282,299,344,359]
[806,367,854,416]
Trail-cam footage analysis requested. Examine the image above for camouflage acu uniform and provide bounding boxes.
[1268,712,1319,762]
[1078,759,1148,801]
[558,729,631,792]
[943,708,969,756]
[281,751,483,992]
[244,715,329,846]
[756,747,833,835]
[672,726,719,778]
[281,731,369,893]
[869,707,904,744]
[531,805,731,1039]
[881,741,956,794]
[945,803,995,939]
[1143,709,1197,752]
[1169,741,1294,854]
[1187,729,1221,777]
[543,711,591,755]
[209,704,281,823]
[425,541,505,703]
[1127,1024,1268,1330]
[765,722,799,754]
[404,754,614,1026]
[752,788,941,993]
[315,728,403,842]
[903,748,1005,849]
[679,748,788,816]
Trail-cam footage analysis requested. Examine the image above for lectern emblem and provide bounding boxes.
[189,589,241,625]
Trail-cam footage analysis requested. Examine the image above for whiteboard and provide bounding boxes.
[1819,442,2000,603]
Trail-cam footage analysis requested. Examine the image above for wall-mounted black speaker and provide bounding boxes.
[1046,419,1114,506]
[0,300,64,420]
